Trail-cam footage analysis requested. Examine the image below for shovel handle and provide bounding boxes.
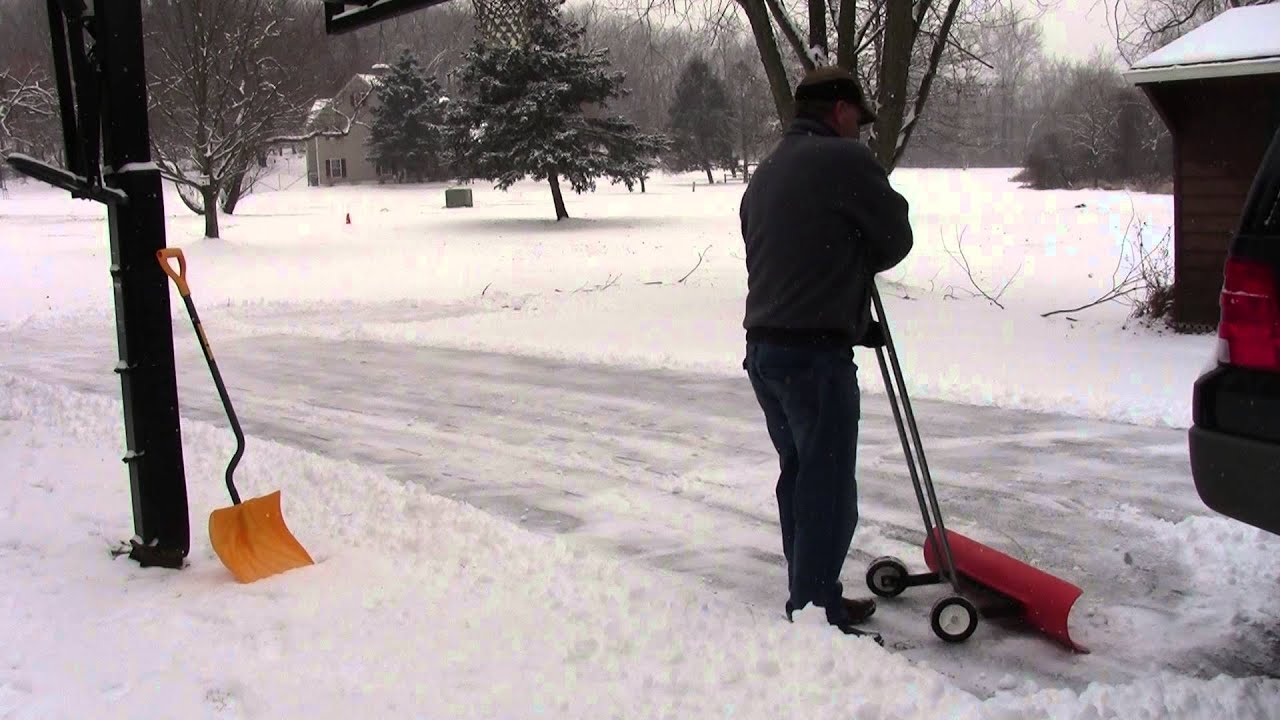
[157,248,190,296]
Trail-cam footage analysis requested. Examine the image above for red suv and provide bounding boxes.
[1189,126,1280,537]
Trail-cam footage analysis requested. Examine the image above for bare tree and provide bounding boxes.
[1017,51,1170,189]
[718,35,778,176]
[144,0,308,238]
[977,2,1042,157]
[0,0,61,168]
[576,6,697,135]
[610,0,994,171]
[1060,57,1123,183]
[897,10,1002,167]
[0,0,54,79]
[0,70,55,160]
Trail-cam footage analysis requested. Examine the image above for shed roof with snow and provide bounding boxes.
[1124,4,1280,84]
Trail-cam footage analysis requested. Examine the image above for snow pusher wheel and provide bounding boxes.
[930,596,979,643]
[866,556,909,598]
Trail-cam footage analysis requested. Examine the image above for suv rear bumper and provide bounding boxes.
[1189,425,1280,536]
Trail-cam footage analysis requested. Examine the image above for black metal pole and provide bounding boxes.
[45,0,81,177]
[94,0,190,567]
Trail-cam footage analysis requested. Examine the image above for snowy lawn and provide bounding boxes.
[2,158,1277,717]
[2,160,1207,428]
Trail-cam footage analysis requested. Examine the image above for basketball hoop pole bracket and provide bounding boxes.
[320,0,536,47]
[322,0,456,35]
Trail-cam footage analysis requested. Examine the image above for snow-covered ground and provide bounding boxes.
[2,157,1277,717]
[1,157,1207,429]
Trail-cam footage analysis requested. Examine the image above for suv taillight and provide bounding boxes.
[1218,257,1280,371]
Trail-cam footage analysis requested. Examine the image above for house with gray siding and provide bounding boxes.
[305,65,391,187]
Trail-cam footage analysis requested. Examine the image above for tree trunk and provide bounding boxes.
[736,0,795,127]
[640,176,646,193]
[767,0,812,70]
[808,0,827,61]
[548,172,569,220]
[890,0,963,169]
[221,171,247,215]
[202,185,221,238]
[705,166,715,185]
[742,0,962,166]
[836,0,858,72]
[870,0,913,169]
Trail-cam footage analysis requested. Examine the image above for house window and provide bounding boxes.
[325,158,347,179]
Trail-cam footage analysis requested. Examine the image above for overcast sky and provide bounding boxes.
[1033,0,1126,63]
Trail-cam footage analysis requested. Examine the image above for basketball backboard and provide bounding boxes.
[322,0,455,35]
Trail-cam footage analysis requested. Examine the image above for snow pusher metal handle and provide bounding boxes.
[860,282,1088,650]
[865,281,962,593]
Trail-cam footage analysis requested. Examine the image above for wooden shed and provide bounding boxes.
[1124,4,1280,331]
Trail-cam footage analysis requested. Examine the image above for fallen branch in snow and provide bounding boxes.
[890,269,938,301]
[943,228,1022,310]
[1041,204,1172,321]
[572,274,621,293]
[1041,292,1136,318]
[481,283,492,297]
[678,245,711,284]
[921,268,942,296]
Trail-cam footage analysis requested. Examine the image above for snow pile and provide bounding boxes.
[1161,514,1280,661]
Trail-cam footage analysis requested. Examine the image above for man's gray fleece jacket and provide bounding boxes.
[740,117,913,347]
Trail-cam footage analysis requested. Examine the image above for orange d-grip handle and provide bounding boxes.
[157,247,190,296]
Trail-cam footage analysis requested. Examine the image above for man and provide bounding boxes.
[740,65,913,638]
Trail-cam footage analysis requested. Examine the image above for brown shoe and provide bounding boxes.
[785,597,876,625]
[827,597,876,625]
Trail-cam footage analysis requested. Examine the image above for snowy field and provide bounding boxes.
[2,158,1207,428]
[2,157,1278,717]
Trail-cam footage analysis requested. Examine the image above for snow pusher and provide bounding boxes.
[158,248,314,583]
[859,282,1088,652]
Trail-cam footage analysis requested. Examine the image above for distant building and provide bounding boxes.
[304,64,391,187]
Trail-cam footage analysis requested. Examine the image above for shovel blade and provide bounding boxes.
[925,529,1089,653]
[209,490,314,583]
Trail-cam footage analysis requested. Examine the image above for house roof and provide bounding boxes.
[307,98,333,122]
[304,98,334,131]
[302,67,388,132]
[1124,3,1280,85]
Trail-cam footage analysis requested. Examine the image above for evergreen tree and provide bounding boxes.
[667,57,734,185]
[445,0,667,220]
[366,49,447,183]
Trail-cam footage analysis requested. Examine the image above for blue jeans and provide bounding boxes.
[745,341,860,612]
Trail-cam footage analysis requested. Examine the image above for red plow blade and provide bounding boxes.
[925,529,1089,653]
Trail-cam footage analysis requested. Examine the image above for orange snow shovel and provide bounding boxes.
[158,248,314,583]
